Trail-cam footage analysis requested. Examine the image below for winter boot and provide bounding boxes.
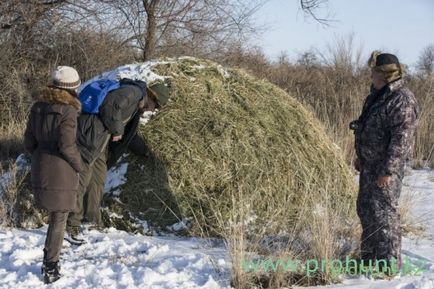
[42,261,61,284]
[65,226,86,245]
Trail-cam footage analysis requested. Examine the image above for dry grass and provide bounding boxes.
[407,76,434,168]
[399,173,434,237]
[0,121,27,162]
[224,177,358,288]
[0,156,46,228]
[399,189,426,236]
[0,160,29,227]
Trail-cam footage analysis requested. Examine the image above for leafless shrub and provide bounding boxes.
[0,159,28,227]
[416,44,434,77]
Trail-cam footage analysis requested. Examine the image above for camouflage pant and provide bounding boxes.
[356,167,403,262]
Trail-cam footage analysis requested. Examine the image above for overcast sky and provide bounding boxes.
[254,0,434,68]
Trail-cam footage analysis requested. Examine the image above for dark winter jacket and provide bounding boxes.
[76,113,110,165]
[77,82,146,165]
[24,87,82,212]
[106,111,149,168]
[353,79,419,176]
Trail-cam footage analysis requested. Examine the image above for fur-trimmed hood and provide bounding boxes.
[33,86,81,111]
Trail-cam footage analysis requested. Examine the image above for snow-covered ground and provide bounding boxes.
[0,228,231,289]
[0,169,433,288]
[296,169,434,289]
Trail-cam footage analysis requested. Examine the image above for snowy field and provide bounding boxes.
[0,169,433,289]
[0,228,230,289]
[294,169,434,289]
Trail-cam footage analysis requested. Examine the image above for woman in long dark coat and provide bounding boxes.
[24,66,82,284]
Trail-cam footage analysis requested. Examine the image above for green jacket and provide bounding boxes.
[77,82,145,164]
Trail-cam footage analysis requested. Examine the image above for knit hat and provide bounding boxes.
[148,83,170,106]
[368,51,404,83]
[51,66,81,90]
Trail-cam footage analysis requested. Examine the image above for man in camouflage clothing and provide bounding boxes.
[351,51,419,271]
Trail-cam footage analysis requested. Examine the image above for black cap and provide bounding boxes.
[375,53,400,66]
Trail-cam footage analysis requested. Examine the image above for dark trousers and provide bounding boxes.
[67,153,107,228]
[357,168,403,262]
[44,212,68,263]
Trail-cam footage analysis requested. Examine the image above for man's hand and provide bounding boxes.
[377,175,392,188]
[112,135,123,142]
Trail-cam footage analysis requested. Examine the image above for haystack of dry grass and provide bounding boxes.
[1,57,358,287]
[119,57,356,233]
[111,58,358,286]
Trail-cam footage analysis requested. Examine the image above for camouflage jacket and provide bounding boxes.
[353,79,419,176]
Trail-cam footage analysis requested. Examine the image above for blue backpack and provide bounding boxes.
[79,79,121,114]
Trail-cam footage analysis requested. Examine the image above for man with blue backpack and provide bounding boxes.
[66,78,170,244]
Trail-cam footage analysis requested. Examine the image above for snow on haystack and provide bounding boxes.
[80,60,172,90]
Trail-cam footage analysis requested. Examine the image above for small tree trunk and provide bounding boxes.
[143,0,159,61]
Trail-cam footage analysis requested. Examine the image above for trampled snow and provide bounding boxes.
[1,166,433,288]
[0,228,230,289]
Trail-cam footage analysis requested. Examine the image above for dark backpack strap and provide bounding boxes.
[119,78,147,100]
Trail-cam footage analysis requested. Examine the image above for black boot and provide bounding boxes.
[65,226,86,246]
[42,261,61,284]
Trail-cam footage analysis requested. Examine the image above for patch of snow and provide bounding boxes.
[0,227,231,289]
[178,56,199,61]
[296,169,434,289]
[216,65,230,79]
[1,169,433,289]
[0,171,12,197]
[106,210,123,219]
[104,161,128,196]
[402,169,434,237]
[79,60,174,92]
[132,216,150,233]
[140,110,158,126]
[0,154,30,197]
[191,64,206,70]
[14,154,29,170]
[166,218,192,232]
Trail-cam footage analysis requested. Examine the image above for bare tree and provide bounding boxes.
[318,34,364,74]
[1,0,332,62]
[80,0,266,61]
[0,1,60,29]
[299,0,331,25]
[0,0,69,59]
[417,44,434,77]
